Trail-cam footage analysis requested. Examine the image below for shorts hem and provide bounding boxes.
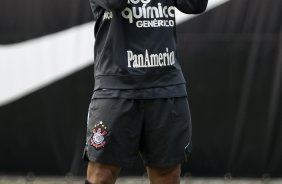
[82,150,136,168]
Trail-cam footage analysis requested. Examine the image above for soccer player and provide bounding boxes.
[83,0,208,183]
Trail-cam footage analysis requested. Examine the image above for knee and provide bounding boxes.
[149,165,180,176]
[88,170,114,184]
[147,164,181,183]
[87,162,120,184]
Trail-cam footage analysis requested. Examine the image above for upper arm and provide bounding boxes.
[90,0,128,11]
[175,0,208,14]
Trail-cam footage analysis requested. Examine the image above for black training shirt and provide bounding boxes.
[89,0,208,98]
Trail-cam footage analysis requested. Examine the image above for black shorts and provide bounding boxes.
[83,97,192,167]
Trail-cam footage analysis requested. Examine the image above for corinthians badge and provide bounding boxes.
[90,121,108,149]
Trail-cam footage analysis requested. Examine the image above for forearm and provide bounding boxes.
[175,0,208,14]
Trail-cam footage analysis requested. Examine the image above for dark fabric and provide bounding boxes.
[83,98,191,167]
[89,0,207,93]
[93,84,187,99]
[175,0,208,14]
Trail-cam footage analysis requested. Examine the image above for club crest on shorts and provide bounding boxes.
[90,121,108,149]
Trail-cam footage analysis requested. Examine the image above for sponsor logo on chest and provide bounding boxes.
[127,48,175,68]
[103,0,175,28]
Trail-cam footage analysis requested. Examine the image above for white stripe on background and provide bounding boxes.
[0,0,229,106]
[176,0,230,24]
[0,22,95,106]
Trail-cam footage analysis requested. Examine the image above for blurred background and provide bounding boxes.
[0,0,282,182]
